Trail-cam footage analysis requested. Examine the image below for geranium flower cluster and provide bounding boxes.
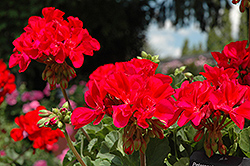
[10,106,64,151]
[71,58,177,154]
[173,41,250,157]
[0,59,16,105]
[9,7,100,89]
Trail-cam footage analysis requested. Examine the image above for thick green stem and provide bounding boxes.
[60,87,91,141]
[140,151,146,166]
[64,130,86,166]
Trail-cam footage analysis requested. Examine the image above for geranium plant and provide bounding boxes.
[2,1,250,166]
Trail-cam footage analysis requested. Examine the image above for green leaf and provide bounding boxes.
[146,138,171,166]
[239,126,250,154]
[5,149,24,165]
[63,148,77,166]
[192,75,205,82]
[170,73,186,89]
[87,138,98,152]
[173,157,189,166]
[92,159,111,166]
[82,156,94,166]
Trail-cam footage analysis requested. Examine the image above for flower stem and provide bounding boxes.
[64,129,86,166]
[60,87,91,141]
[140,151,146,166]
[61,87,73,112]
[219,119,233,131]
[81,128,91,142]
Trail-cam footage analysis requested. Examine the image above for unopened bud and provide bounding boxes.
[184,72,193,79]
[37,118,50,127]
[141,51,148,58]
[57,121,64,129]
[52,108,60,114]
[179,66,186,72]
[50,117,59,125]
[139,138,147,154]
[38,109,52,117]
[64,115,70,123]
[218,144,227,155]
[61,102,69,110]
[133,138,141,151]
[153,127,164,139]
[194,129,204,142]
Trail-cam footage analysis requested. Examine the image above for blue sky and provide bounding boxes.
[146,4,241,59]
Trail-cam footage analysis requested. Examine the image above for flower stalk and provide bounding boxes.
[60,87,91,142]
[64,129,86,166]
[140,150,146,166]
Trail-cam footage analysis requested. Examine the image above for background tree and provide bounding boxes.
[238,11,248,41]
[153,0,230,31]
[207,9,233,52]
[181,39,190,56]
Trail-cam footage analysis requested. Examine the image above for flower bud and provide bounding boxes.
[63,115,70,123]
[38,109,52,117]
[141,51,148,58]
[184,72,193,79]
[194,129,204,142]
[52,108,60,114]
[133,138,141,151]
[218,144,227,155]
[57,121,64,129]
[37,118,50,127]
[204,141,213,158]
[45,69,54,79]
[50,116,59,125]
[123,138,134,155]
[152,127,164,139]
[61,102,69,110]
[139,138,147,154]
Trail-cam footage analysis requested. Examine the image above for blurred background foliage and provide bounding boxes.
[0,0,231,90]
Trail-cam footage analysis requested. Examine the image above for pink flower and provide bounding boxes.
[21,92,30,102]
[6,89,19,106]
[22,100,40,113]
[57,148,69,163]
[68,84,77,95]
[43,83,51,97]
[33,160,47,166]
[0,150,6,156]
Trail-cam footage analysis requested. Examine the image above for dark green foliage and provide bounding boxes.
[154,0,231,31]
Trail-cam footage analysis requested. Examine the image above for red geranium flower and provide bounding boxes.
[200,64,238,88]
[71,58,177,154]
[10,106,64,151]
[211,40,249,70]
[175,80,214,127]
[210,80,249,129]
[0,59,16,105]
[9,7,100,89]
